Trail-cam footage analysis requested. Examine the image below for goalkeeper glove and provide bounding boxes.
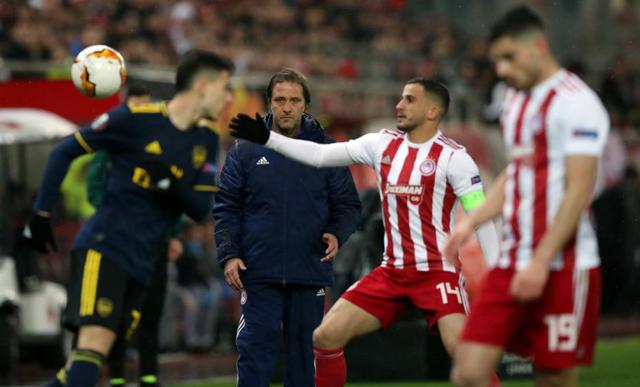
[229,113,270,144]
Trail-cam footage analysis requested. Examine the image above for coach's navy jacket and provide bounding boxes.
[214,113,361,286]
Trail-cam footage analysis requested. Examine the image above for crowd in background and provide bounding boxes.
[1,0,639,352]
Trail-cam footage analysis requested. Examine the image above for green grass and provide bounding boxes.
[173,337,640,387]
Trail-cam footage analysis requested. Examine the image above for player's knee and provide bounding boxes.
[76,326,116,356]
[313,324,343,349]
[450,363,487,387]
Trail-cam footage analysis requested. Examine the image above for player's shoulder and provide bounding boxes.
[554,71,603,109]
[126,101,168,115]
[378,128,404,139]
[435,132,466,152]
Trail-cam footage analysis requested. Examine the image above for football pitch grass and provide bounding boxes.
[174,336,640,387]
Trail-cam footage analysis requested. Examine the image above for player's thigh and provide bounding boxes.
[436,312,465,356]
[66,249,146,352]
[314,298,381,347]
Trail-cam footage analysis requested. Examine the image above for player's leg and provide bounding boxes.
[535,368,578,387]
[451,341,504,387]
[313,298,382,387]
[447,269,522,387]
[138,256,168,387]
[282,285,325,387]
[236,283,284,387]
[107,334,127,386]
[47,249,126,387]
[314,267,408,387]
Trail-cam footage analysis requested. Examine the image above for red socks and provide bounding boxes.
[314,347,346,387]
[490,372,501,387]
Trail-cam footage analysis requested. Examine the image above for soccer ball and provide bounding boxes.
[71,45,126,98]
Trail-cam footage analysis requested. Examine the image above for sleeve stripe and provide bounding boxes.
[193,185,219,192]
[74,132,94,153]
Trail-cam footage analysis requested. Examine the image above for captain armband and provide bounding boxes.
[459,190,485,212]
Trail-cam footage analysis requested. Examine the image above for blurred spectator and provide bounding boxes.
[593,166,640,315]
[176,221,222,351]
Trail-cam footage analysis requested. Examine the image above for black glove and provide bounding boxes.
[22,212,58,253]
[229,113,270,144]
[143,158,179,193]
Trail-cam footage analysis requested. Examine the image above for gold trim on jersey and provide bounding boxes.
[80,249,102,316]
[127,101,167,114]
[74,132,94,153]
[193,184,219,192]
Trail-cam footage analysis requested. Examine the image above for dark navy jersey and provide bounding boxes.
[34,102,219,285]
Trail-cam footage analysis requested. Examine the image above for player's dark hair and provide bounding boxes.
[125,83,152,98]
[489,6,545,43]
[406,77,450,116]
[175,49,234,93]
[266,68,311,106]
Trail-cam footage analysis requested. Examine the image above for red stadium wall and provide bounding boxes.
[0,79,121,124]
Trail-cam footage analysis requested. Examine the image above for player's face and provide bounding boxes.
[269,81,306,135]
[395,84,429,132]
[203,70,232,120]
[489,36,540,90]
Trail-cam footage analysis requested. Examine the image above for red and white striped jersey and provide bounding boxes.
[499,69,610,271]
[345,129,484,272]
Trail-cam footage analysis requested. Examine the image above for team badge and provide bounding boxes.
[97,297,113,317]
[419,159,436,176]
[192,146,207,169]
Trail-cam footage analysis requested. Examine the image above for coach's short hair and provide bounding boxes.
[175,49,234,93]
[489,6,545,43]
[406,78,450,116]
[266,68,311,106]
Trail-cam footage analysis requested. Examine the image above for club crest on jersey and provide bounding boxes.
[419,159,436,176]
[192,146,207,169]
[385,184,424,204]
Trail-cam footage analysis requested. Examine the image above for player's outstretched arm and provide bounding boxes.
[229,113,354,168]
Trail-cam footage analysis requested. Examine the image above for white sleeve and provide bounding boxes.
[474,221,500,268]
[446,150,483,197]
[265,131,380,168]
[560,94,610,157]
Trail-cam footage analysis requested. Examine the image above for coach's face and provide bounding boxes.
[395,84,430,132]
[489,35,540,90]
[269,81,306,137]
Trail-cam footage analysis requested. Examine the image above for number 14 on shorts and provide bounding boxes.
[436,282,462,304]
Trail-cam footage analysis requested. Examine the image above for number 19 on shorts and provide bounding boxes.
[544,314,577,352]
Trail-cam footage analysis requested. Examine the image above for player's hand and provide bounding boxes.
[224,257,247,291]
[144,159,179,192]
[509,260,549,302]
[229,113,270,145]
[22,211,58,253]
[321,233,339,262]
[443,217,473,265]
[167,238,183,261]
